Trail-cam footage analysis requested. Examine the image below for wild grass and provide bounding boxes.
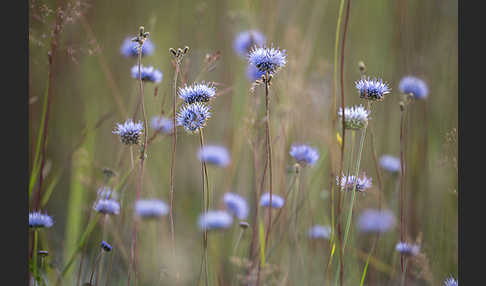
[29,0,457,285]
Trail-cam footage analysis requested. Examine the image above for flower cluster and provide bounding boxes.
[337,173,372,192]
[101,240,113,252]
[307,225,331,240]
[443,277,458,286]
[289,144,319,166]
[234,30,266,57]
[338,105,370,130]
[29,212,54,228]
[355,77,391,101]
[113,119,143,145]
[93,199,120,215]
[399,76,428,100]
[357,209,396,233]
[198,210,234,231]
[131,65,163,83]
[134,199,169,219]
[178,82,216,104]
[223,192,249,220]
[248,45,287,76]
[120,37,155,57]
[198,145,231,167]
[150,116,174,134]
[379,155,401,173]
[260,192,285,208]
[395,241,420,256]
[176,102,211,133]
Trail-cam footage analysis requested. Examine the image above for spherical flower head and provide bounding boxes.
[248,45,287,76]
[379,155,401,173]
[113,119,143,145]
[399,76,428,100]
[443,276,458,286]
[337,173,372,192]
[198,210,234,231]
[100,240,112,252]
[223,193,249,220]
[233,30,266,57]
[357,209,396,233]
[289,144,319,166]
[131,65,163,83]
[355,77,391,101]
[395,242,420,256]
[29,212,54,228]
[93,199,120,215]
[307,225,331,240]
[178,82,216,104]
[338,105,370,130]
[246,63,266,82]
[120,37,155,57]
[134,199,169,219]
[198,145,231,167]
[259,192,285,208]
[150,116,174,134]
[176,102,211,134]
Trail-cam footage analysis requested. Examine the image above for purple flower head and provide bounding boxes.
[357,209,396,233]
[198,210,234,231]
[198,145,231,167]
[289,144,319,166]
[355,77,391,101]
[29,212,54,228]
[260,193,285,208]
[234,30,266,57]
[131,65,163,83]
[223,193,249,220]
[134,199,169,219]
[399,76,428,99]
[120,37,154,57]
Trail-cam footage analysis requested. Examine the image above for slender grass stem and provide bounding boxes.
[89,251,102,285]
[263,76,273,251]
[399,103,407,272]
[33,230,39,285]
[169,60,179,264]
[359,237,378,286]
[400,257,409,286]
[198,128,210,286]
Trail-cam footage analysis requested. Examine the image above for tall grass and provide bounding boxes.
[29,0,458,285]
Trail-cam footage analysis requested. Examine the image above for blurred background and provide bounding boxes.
[29,0,457,285]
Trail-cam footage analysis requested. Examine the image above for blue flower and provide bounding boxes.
[120,37,155,57]
[234,30,266,57]
[178,82,216,104]
[289,144,319,166]
[248,46,287,75]
[443,276,458,286]
[150,116,174,134]
[223,193,248,220]
[379,155,401,173]
[355,77,391,101]
[399,76,428,100]
[338,173,372,192]
[357,209,395,233]
[395,242,420,256]
[307,225,331,240]
[198,145,231,167]
[131,65,163,83]
[259,192,285,208]
[93,199,120,215]
[113,119,144,145]
[176,102,211,134]
[100,241,112,252]
[338,105,370,130]
[29,212,54,228]
[198,210,234,231]
[134,199,169,219]
[246,64,266,82]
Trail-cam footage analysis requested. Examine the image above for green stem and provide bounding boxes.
[198,128,209,286]
[359,238,378,286]
[33,230,39,284]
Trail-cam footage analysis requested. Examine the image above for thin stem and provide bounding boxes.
[198,129,209,286]
[89,251,102,285]
[169,61,179,264]
[400,258,409,286]
[33,230,39,285]
[359,237,378,286]
[399,104,407,272]
[263,77,273,250]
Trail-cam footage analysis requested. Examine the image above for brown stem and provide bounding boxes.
[264,77,273,249]
[399,104,407,272]
[169,60,179,268]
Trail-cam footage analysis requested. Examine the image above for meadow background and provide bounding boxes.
[29,0,457,285]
